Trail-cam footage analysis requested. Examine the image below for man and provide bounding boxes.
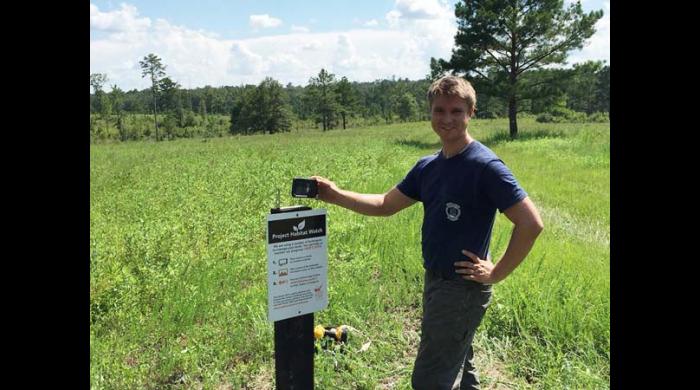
[312,76,543,389]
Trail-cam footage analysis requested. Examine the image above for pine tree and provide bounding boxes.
[437,0,603,138]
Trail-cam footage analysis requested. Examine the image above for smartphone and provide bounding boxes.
[291,177,318,198]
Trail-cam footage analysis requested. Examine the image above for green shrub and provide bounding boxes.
[162,115,178,140]
[536,107,596,123]
[536,113,558,123]
[587,112,609,122]
[477,111,499,119]
[184,111,199,127]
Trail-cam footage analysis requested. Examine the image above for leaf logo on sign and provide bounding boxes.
[293,220,305,232]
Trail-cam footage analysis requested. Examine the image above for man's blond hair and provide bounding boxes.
[427,76,477,115]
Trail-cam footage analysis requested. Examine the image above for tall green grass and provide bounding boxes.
[91,117,609,389]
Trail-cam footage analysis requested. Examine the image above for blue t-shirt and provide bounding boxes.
[397,141,527,280]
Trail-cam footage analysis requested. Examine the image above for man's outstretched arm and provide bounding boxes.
[312,176,416,217]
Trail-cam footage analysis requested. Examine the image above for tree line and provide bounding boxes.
[90,58,608,142]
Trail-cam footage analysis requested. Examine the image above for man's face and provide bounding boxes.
[430,94,473,144]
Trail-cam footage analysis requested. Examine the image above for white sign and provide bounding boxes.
[267,208,328,322]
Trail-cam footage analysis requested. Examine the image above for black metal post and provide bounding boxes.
[271,206,314,390]
[274,313,314,389]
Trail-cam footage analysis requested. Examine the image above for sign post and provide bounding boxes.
[267,206,328,389]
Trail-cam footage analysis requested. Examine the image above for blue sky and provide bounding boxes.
[91,0,398,40]
[90,0,610,91]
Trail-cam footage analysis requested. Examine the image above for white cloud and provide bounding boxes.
[385,0,452,29]
[302,41,321,51]
[364,19,379,27]
[228,42,266,75]
[566,1,610,66]
[249,14,282,29]
[291,25,310,33]
[90,1,459,90]
[334,34,358,72]
[383,0,456,62]
[386,10,402,28]
[90,3,150,32]
[395,0,449,19]
[91,0,610,91]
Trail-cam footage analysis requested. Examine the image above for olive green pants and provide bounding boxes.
[411,269,492,390]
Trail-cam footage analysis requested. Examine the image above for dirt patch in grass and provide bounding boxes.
[377,308,529,390]
[478,360,529,390]
[246,366,273,390]
[377,310,421,389]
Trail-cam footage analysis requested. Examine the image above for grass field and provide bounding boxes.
[90,116,609,389]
